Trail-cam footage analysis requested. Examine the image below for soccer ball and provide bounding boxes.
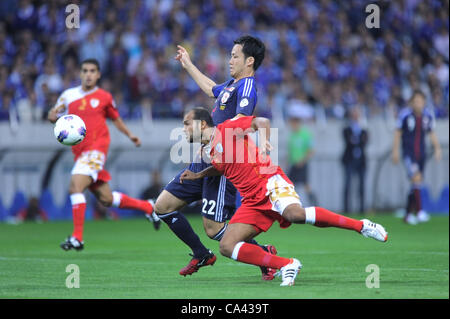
[54,114,87,146]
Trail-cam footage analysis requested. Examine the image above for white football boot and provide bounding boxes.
[416,210,430,223]
[405,213,418,225]
[279,258,302,286]
[360,219,388,242]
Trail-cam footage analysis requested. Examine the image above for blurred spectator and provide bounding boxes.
[341,107,368,214]
[140,170,164,201]
[16,197,48,222]
[0,90,14,121]
[285,85,315,121]
[0,0,447,122]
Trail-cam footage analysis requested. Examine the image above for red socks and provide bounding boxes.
[232,242,291,269]
[112,192,153,215]
[70,193,86,241]
[305,206,363,232]
[229,208,365,270]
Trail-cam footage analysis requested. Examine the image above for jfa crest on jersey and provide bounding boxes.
[211,77,257,125]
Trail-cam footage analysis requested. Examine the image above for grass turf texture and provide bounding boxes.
[0,215,448,299]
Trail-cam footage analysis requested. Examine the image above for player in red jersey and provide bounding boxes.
[180,108,388,286]
[48,59,160,251]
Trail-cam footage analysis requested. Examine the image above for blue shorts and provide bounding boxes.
[164,161,236,223]
[403,155,425,178]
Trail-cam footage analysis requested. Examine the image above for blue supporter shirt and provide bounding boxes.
[210,76,257,125]
[396,107,435,160]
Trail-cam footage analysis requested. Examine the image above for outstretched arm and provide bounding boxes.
[175,45,216,98]
[180,166,222,183]
[112,117,141,147]
[47,104,65,123]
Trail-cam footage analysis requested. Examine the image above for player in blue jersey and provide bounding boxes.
[148,36,276,278]
[392,90,442,225]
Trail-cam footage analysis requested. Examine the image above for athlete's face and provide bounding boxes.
[80,63,100,89]
[229,44,253,79]
[411,94,425,114]
[183,111,202,143]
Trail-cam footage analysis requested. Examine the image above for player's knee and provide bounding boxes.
[205,228,217,239]
[98,193,113,207]
[154,199,172,215]
[219,240,234,258]
[283,204,306,224]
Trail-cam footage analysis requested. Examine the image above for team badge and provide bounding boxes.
[221,92,230,104]
[90,98,100,108]
[215,143,223,153]
[240,98,249,108]
[220,105,226,110]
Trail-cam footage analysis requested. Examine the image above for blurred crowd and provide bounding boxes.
[0,0,448,124]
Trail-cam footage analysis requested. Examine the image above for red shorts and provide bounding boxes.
[229,174,303,232]
[88,169,111,191]
[229,198,292,233]
[71,150,111,190]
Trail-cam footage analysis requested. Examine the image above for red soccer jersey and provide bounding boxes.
[54,86,120,160]
[209,116,287,205]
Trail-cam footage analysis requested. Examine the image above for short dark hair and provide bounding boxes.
[80,58,100,71]
[190,107,214,127]
[233,35,265,71]
[410,89,426,100]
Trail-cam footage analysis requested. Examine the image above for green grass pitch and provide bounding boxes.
[0,215,448,299]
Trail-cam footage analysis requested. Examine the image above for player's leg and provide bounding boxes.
[202,217,277,280]
[107,186,159,226]
[202,175,278,280]
[268,174,387,241]
[403,157,426,224]
[281,204,387,242]
[300,163,318,206]
[220,222,301,286]
[411,167,430,223]
[154,189,215,276]
[357,165,366,213]
[62,150,105,251]
[60,173,92,251]
[343,163,352,213]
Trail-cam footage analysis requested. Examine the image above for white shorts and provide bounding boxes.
[71,150,106,182]
[265,174,302,215]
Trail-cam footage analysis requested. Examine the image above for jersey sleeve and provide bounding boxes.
[212,81,228,98]
[105,93,120,120]
[236,78,257,116]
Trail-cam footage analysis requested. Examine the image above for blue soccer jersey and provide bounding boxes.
[211,76,257,125]
[164,76,258,222]
[396,107,435,161]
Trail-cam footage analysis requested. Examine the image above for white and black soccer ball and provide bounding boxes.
[54,114,87,146]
